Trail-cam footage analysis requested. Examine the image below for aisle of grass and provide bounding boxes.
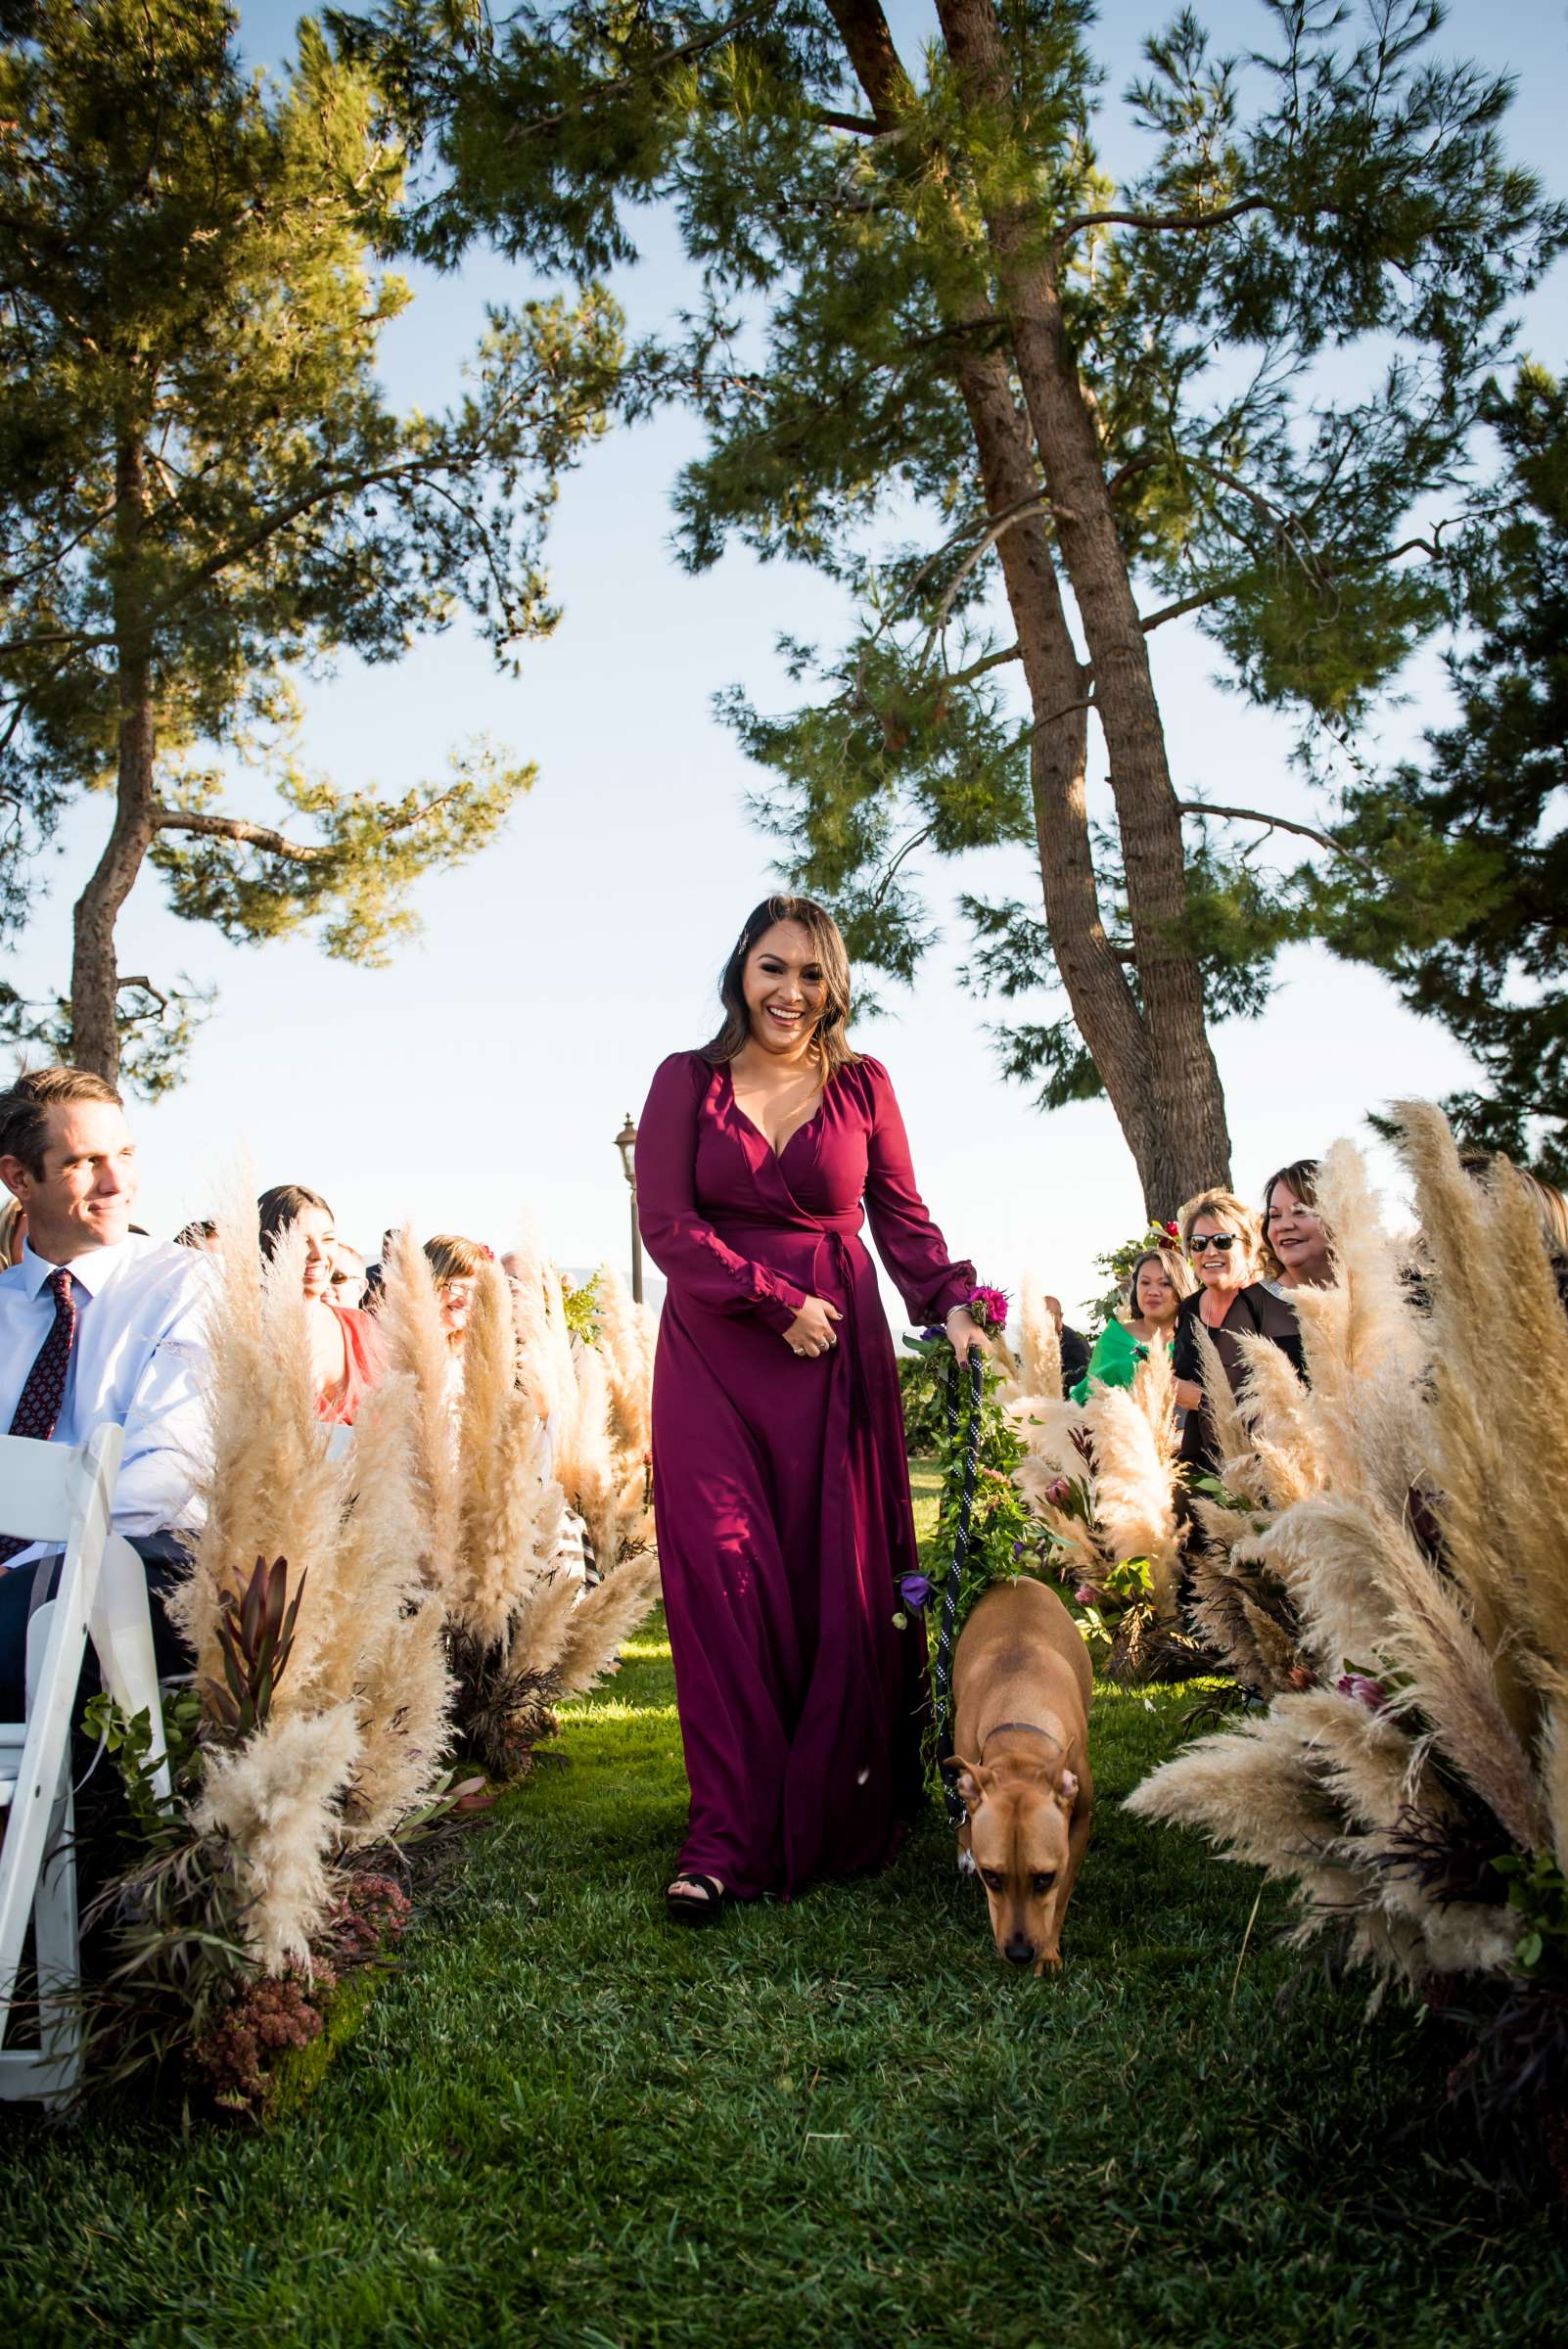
[2,1469,1561,2345]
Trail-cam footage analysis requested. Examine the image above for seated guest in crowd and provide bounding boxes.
[0,1067,213,1717]
[174,1218,220,1253]
[1072,1243,1194,1403]
[1042,1291,1092,1395]
[361,1226,401,1313]
[424,1234,487,1403]
[331,1241,369,1313]
[257,1183,383,1425]
[1261,1160,1334,1292]
[1172,1188,1305,1475]
[0,1194,26,1267]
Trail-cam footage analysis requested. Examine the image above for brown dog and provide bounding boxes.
[947,1578,1093,1974]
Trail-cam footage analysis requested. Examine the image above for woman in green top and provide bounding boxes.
[1072,1246,1193,1404]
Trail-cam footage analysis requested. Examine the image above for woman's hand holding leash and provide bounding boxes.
[784,1296,842,1359]
[944,1304,987,1363]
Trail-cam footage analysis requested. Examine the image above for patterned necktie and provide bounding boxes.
[0,1267,78,1565]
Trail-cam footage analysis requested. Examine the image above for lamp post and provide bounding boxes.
[615,1112,643,1305]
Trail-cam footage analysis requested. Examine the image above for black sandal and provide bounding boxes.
[666,1872,730,1926]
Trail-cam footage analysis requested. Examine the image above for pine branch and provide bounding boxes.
[1055,196,1274,251]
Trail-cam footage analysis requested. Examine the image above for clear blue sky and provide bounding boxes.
[11,1,1566,1315]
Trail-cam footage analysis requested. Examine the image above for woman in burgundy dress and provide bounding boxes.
[636,897,984,1919]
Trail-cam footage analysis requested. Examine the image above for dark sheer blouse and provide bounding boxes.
[1173,1282,1305,1472]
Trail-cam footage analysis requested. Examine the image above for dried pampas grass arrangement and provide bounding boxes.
[383,1241,660,1779]
[1130,1109,1568,2183]
[1010,1337,1192,1681]
[171,1188,454,1970]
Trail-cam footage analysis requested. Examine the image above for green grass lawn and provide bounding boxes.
[1,1465,1561,2346]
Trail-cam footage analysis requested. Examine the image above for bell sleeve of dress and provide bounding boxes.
[859,1059,977,1325]
[635,1054,809,1335]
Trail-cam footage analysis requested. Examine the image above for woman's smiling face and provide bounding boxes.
[1189,1217,1247,1294]
[742,920,826,1058]
[1266,1182,1332,1284]
[1133,1257,1177,1324]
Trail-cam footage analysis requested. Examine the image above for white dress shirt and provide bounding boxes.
[0,1233,214,1568]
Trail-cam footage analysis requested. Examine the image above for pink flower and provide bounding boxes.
[968,1284,1010,1333]
[1335,1672,1387,1712]
[1075,1585,1100,1608]
[1044,1476,1072,1507]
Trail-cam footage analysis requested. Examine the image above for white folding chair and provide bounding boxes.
[89,1533,175,1807]
[0,1422,123,2105]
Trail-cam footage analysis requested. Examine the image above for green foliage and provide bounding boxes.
[1494,1852,1568,1980]
[1308,360,1568,1180]
[908,1336,1041,1651]
[7,1622,1565,2334]
[343,0,1565,1146]
[898,1347,948,1455]
[559,1269,602,1344]
[0,972,213,1098]
[0,0,625,1086]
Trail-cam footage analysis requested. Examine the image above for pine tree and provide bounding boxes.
[1312,362,1568,1181]
[0,0,623,1087]
[337,0,1561,1213]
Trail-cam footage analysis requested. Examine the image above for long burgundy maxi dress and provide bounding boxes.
[635,1050,976,1899]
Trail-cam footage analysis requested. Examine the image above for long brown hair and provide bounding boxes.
[257,1183,333,1260]
[701,895,862,1080]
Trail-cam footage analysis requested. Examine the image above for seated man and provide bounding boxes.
[0,1066,212,1718]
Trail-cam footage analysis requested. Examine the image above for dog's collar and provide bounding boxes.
[980,1720,1065,1755]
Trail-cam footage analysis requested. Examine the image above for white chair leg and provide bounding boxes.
[28,1782,83,2103]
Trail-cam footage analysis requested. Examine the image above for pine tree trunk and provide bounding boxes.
[827,0,1171,1202]
[934,0,1233,1213]
[70,435,159,1086]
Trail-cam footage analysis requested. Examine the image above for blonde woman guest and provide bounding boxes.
[1071,1245,1194,1404]
[1261,1160,1334,1292]
[257,1184,384,1426]
[1172,1189,1305,1476]
[0,1194,25,1267]
[330,1240,369,1312]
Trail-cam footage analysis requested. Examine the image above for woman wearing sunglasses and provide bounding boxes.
[1171,1188,1305,1477]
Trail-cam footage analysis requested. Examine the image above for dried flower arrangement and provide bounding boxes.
[377,1232,659,1781]
[69,1198,659,2113]
[1128,1110,1568,2194]
[1005,1324,1195,1683]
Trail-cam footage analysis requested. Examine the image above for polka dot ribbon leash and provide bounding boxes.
[932,1342,985,1831]
[0,1267,77,1565]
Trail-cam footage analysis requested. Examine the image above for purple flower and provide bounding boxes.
[1336,1672,1387,1712]
[920,1325,946,1344]
[1075,1585,1100,1608]
[899,1573,933,1612]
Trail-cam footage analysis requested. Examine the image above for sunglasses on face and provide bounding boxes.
[1188,1232,1240,1255]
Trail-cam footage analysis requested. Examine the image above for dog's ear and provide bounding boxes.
[948,1755,988,1811]
[1054,1768,1080,1814]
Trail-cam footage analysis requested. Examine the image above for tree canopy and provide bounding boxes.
[0,0,624,1087]
[333,0,1565,1210]
[1311,360,1568,1181]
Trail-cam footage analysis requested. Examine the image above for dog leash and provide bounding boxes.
[932,1342,985,1830]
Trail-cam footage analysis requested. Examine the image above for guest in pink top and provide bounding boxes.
[257,1184,384,1426]
[637,897,984,1920]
